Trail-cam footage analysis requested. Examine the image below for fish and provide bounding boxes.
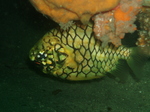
[29,22,149,81]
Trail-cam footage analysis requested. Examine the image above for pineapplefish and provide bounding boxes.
[29,23,149,81]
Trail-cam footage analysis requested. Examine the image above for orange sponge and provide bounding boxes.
[30,0,120,24]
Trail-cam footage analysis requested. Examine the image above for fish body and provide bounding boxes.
[29,23,148,81]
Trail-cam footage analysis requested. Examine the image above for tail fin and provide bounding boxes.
[126,46,150,80]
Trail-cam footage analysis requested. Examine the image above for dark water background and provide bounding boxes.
[0,0,150,112]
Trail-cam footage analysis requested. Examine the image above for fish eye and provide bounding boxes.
[36,50,48,60]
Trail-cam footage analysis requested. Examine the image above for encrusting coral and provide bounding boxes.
[30,0,143,47]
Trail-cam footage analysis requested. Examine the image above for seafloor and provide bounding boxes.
[0,0,150,112]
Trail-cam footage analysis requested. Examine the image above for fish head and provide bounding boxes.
[29,33,77,79]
